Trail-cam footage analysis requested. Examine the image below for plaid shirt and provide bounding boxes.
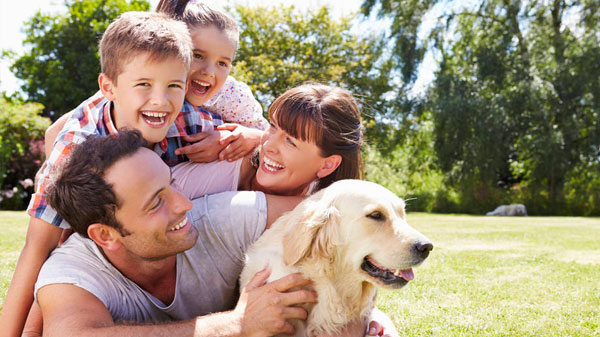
[27,92,223,228]
[159,100,223,166]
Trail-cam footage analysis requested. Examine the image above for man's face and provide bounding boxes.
[104,148,197,260]
[103,52,188,145]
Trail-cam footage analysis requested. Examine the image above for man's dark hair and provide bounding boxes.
[47,129,147,238]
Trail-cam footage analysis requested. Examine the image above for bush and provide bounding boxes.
[0,98,50,209]
[364,120,446,213]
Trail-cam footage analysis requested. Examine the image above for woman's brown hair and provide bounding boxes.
[269,83,364,191]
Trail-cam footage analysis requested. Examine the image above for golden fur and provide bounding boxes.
[239,180,433,337]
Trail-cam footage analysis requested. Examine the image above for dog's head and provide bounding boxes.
[282,179,432,290]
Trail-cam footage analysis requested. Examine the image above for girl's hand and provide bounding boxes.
[217,124,264,161]
[175,131,232,163]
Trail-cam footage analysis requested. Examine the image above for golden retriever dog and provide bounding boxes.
[239,180,433,337]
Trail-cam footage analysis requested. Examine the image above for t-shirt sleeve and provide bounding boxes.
[189,191,267,268]
[171,159,242,200]
[35,236,117,308]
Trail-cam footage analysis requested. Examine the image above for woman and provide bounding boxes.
[171,82,364,199]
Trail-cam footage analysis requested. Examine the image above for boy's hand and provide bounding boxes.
[216,124,264,162]
[174,131,233,163]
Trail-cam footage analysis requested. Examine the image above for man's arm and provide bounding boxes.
[39,269,316,337]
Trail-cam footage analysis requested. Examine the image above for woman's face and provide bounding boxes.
[255,122,339,196]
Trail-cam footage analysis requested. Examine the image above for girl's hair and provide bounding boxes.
[156,0,239,50]
[269,83,364,191]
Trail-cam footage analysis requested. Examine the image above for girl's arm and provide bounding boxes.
[0,217,62,337]
[216,124,264,161]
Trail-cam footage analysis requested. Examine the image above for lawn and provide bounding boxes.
[1,211,599,336]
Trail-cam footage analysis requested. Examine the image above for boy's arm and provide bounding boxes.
[0,217,62,337]
[44,112,72,157]
[2,97,99,335]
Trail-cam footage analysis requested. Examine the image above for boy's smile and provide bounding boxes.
[99,52,188,145]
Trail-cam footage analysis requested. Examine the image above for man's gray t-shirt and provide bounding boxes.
[35,191,267,323]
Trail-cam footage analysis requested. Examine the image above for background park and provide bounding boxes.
[0,0,598,335]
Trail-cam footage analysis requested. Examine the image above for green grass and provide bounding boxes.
[0,211,28,310]
[1,211,599,336]
[378,213,600,336]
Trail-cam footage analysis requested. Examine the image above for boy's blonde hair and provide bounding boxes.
[99,11,193,83]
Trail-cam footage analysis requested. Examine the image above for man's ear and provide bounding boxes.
[98,73,116,101]
[316,154,342,179]
[87,223,121,251]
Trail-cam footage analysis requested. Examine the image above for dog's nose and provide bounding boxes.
[413,242,433,259]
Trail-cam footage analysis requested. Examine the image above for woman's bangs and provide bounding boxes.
[272,102,322,145]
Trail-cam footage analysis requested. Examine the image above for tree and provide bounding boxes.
[230,5,398,143]
[10,0,149,119]
[363,0,600,214]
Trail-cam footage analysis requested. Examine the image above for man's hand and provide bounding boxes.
[366,320,393,337]
[233,268,317,337]
[216,124,264,162]
[174,131,233,163]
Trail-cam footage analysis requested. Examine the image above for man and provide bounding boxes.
[37,130,389,336]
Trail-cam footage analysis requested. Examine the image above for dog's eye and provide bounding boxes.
[366,211,384,221]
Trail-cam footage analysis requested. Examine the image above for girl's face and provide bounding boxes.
[255,122,341,196]
[186,25,236,106]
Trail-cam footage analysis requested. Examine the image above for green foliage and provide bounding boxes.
[364,117,446,212]
[0,98,50,209]
[9,0,149,119]
[360,0,438,84]
[231,5,398,140]
[364,0,600,214]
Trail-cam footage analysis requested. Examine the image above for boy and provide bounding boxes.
[0,11,194,335]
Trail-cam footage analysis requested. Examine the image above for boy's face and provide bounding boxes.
[186,25,236,106]
[99,52,188,145]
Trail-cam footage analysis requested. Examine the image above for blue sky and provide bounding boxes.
[0,0,435,97]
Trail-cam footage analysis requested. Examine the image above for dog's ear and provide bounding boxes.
[282,201,339,266]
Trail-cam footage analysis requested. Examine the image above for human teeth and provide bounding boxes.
[169,217,187,231]
[263,157,284,169]
[193,80,210,87]
[142,112,167,117]
[394,270,401,276]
